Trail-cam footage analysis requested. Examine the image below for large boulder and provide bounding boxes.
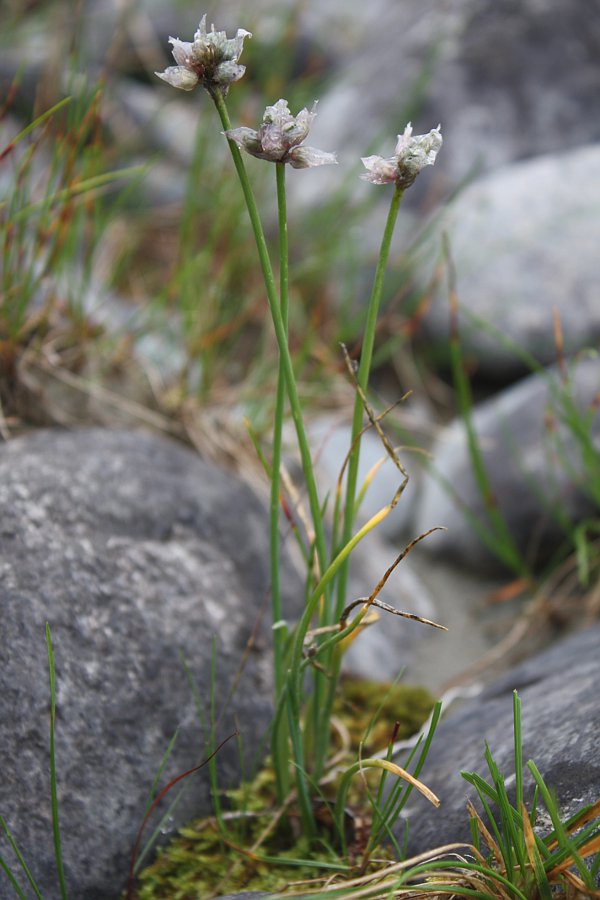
[418,144,600,379]
[413,355,600,573]
[401,624,600,856]
[0,428,300,899]
[412,0,600,182]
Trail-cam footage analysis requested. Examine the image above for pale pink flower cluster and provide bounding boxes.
[156,17,442,184]
[225,99,337,169]
[155,14,251,93]
[361,124,443,187]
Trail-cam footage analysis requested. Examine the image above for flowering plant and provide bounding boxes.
[155,14,251,94]
[361,122,443,186]
[225,99,337,168]
[153,7,445,878]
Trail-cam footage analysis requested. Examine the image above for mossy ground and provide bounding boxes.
[131,680,435,898]
[333,677,434,755]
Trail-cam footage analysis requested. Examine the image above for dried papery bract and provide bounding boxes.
[225,99,338,168]
[155,14,251,96]
[361,123,442,187]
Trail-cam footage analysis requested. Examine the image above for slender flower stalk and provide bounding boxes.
[336,124,443,619]
[212,91,333,828]
[226,98,334,798]
[269,161,289,801]
[326,126,443,752]
[211,90,329,581]
[335,184,405,617]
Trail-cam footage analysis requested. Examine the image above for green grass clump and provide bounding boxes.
[133,681,435,898]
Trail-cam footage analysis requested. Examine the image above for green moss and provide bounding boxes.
[334,677,435,757]
[132,680,435,898]
[133,810,344,898]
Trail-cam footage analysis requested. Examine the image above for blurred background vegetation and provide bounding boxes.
[2,0,599,616]
[0,0,444,455]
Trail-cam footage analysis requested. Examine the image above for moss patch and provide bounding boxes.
[334,677,435,756]
[131,680,435,898]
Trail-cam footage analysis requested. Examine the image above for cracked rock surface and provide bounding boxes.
[399,624,600,856]
[0,428,301,899]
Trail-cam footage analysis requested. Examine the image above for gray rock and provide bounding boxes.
[420,0,600,182]
[302,0,600,207]
[413,355,600,572]
[401,624,600,856]
[0,429,301,899]
[419,144,600,378]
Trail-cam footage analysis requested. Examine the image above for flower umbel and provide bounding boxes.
[225,99,337,169]
[155,14,251,95]
[361,123,442,188]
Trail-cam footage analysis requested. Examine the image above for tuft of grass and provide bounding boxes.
[0,73,146,431]
[131,682,437,898]
[456,691,600,900]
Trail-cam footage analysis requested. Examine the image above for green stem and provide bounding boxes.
[269,162,289,801]
[313,185,404,772]
[211,90,328,586]
[211,90,331,830]
[271,162,288,687]
[335,184,404,618]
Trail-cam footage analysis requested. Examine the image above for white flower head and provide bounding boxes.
[156,14,251,95]
[361,123,442,188]
[225,99,337,169]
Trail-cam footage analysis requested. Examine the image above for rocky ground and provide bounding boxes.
[1,0,599,896]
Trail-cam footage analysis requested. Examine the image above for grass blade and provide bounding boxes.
[522,802,552,900]
[527,760,595,887]
[133,728,181,873]
[483,742,526,876]
[46,623,68,900]
[142,728,180,817]
[133,786,188,875]
[2,165,148,222]
[0,96,72,160]
[513,692,523,816]
[0,855,27,900]
[0,816,41,899]
[372,700,442,851]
